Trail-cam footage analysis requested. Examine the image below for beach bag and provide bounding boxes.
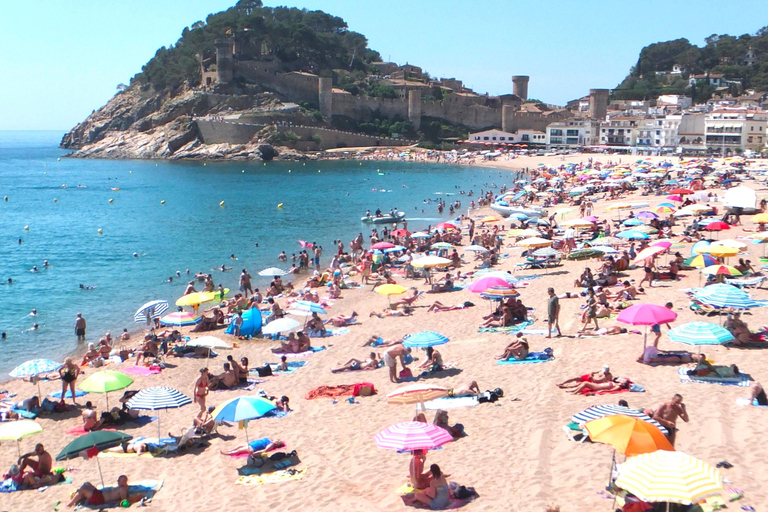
[353,382,376,396]
[399,368,413,379]
[255,365,273,377]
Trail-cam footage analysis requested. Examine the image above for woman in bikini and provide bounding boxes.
[569,377,630,395]
[193,368,209,419]
[331,353,380,373]
[59,358,80,405]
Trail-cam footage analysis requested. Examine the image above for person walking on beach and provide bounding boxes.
[193,368,209,419]
[546,287,561,338]
[239,269,252,298]
[651,302,674,347]
[75,313,86,342]
[648,394,689,446]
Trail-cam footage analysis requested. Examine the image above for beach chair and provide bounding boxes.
[562,422,588,443]
[725,276,766,289]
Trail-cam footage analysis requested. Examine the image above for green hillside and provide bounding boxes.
[613,27,768,101]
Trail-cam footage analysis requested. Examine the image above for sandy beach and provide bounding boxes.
[2,153,767,512]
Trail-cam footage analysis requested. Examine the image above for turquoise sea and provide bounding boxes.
[0,131,513,376]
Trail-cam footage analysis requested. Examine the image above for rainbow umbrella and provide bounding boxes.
[159,311,201,327]
[684,254,718,268]
[701,265,742,277]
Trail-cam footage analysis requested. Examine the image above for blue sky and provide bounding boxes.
[0,1,763,131]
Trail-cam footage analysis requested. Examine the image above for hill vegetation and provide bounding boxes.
[613,26,768,102]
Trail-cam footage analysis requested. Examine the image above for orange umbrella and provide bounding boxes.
[584,415,674,456]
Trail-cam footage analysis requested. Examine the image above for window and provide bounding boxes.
[550,129,563,136]
[566,130,578,136]
[492,137,496,140]
[483,137,489,140]
[656,131,660,135]
[499,137,505,140]
[655,140,660,145]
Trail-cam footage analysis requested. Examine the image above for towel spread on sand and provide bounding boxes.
[736,397,768,408]
[478,320,533,334]
[498,350,554,365]
[1,476,72,493]
[123,365,162,376]
[48,389,88,399]
[263,361,307,375]
[97,451,155,459]
[284,346,327,358]
[677,366,752,387]
[308,328,348,338]
[305,385,356,400]
[66,426,117,436]
[422,396,479,410]
[235,468,306,486]
[74,480,163,509]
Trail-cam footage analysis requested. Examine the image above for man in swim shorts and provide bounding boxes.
[75,313,86,341]
[68,475,131,507]
[384,345,411,383]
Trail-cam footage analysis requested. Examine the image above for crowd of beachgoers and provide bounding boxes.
[2,153,768,511]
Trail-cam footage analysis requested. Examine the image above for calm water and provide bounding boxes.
[0,131,512,376]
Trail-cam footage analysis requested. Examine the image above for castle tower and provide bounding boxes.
[408,90,422,130]
[318,77,333,119]
[501,104,514,133]
[512,75,529,101]
[589,89,609,121]
[215,39,234,84]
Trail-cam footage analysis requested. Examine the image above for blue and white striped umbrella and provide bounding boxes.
[403,331,450,348]
[134,300,169,323]
[291,300,327,314]
[10,359,62,378]
[694,284,766,309]
[126,387,192,410]
[667,322,734,346]
[572,404,667,435]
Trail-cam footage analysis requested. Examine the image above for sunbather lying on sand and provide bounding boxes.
[568,377,631,394]
[369,306,413,318]
[427,300,473,312]
[327,311,358,327]
[449,381,480,397]
[557,366,612,389]
[68,475,142,508]
[361,335,402,347]
[640,346,695,365]
[219,438,285,457]
[685,353,740,378]
[331,353,380,373]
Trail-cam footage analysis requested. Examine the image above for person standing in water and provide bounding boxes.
[75,313,86,342]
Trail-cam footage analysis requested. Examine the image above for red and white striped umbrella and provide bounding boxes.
[374,421,453,452]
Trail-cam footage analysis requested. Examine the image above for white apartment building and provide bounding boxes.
[468,129,546,145]
[546,120,600,149]
[599,117,641,148]
[704,108,767,154]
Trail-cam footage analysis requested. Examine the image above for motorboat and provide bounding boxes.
[361,211,406,224]
[490,202,546,218]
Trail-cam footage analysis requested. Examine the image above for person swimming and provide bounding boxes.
[80,284,96,290]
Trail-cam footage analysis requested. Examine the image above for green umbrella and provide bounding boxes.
[567,249,602,261]
[79,371,134,408]
[56,430,132,487]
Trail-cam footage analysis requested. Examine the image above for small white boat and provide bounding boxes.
[490,203,546,218]
[361,211,406,224]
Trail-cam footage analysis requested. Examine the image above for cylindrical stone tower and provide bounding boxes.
[512,76,529,101]
[318,77,333,119]
[408,90,422,130]
[589,89,609,121]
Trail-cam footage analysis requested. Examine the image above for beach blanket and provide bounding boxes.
[478,320,533,334]
[74,480,163,510]
[305,385,355,400]
[308,328,348,338]
[262,409,291,419]
[237,453,301,475]
[423,396,478,411]
[736,397,768,408]
[235,467,306,486]
[123,365,162,376]
[1,475,72,493]
[66,426,117,436]
[498,349,554,365]
[284,346,326,358]
[48,389,88,399]
[265,361,307,375]
[677,367,752,387]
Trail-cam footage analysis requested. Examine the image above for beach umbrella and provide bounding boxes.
[669,188,693,195]
[532,247,559,257]
[159,311,201,327]
[55,430,133,487]
[516,237,553,248]
[616,230,649,240]
[10,359,63,399]
[707,246,740,258]
[657,202,676,208]
[622,218,643,226]
[371,242,395,250]
[375,283,407,306]
[0,420,43,457]
[615,451,723,507]
[561,219,595,228]
[691,240,711,256]
[631,245,668,265]
[751,213,768,224]
[472,270,518,283]
[480,286,520,301]
[667,195,683,202]
[134,300,169,324]
[403,331,449,348]
[591,236,622,247]
[702,221,730,232]
[261,317,300,335]
[411,232,431,239]
[374,421,453,452]
[434,222,457,231]
[508,213,529,221]
[384,246,406,254]
[655,205,675,214]
[566,248,602,261]
[186,335,232,351]
[593,246,618,254]
[684,254,718,268]
[258,267,288,277]
[617,304,677,348]
[467,276,512,293]
[79,371,134,408]
[694,284,764,310]
[701,265,742,277]
[525,218,550,227]
[212,396,277,444]
[465,245,489,253]
[584,416,673,457]
[605,203,632,211]
[516,228,542,238]
[710,239,748,251]
[387,383,449,411]
[291,300,327,314]
[127,387,192,437]
[176,291,220,307]
[667,322,734,347]
[411,256,452,268]
[431,242,454,250]
[480,216,500,223]
[572,404,667,435]
[651,240,673,250]
[391,229,411,237]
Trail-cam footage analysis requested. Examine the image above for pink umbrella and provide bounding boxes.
[667,195,682,202]
[631,245,668,265]
[617,304,678,348]
[371,242,395,250]
[467,276,513,293]
[651,241,672,250]
[374,421,453,452]
[582,216,599,223]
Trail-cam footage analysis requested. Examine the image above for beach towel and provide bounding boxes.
[308,328,348,338]
[48,389,88,399]
[262,409,291,419]
[235,467,306,486]
[284,346,326,358]
[262,360,307,375]
[423,396,479,410]
[478,320,533,334]
[520,329,548,335]
[97,450,155,459]
[498,349,554,365]
[127,415,159,426]
[736,397,768,408]
[305,385,355,400]
[395,482,415,495]
[1,475,73,493]
[677,367,752,387]
[237,453,301,475]
[66,426,117,436]
[75,480,163,509]
[123,365,162,376]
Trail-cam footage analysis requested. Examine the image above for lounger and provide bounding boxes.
[725,276,766,289]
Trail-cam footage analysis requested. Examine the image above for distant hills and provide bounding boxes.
[613,27,768,102]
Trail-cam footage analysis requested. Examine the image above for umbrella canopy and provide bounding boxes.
[685,254,718,268]
[371,242,395,250]
[56,431,132,461]
[176,291,218,307]
[258,267,288,277]
[375,284,407,296]
[702,221,730,232]
[584,416,674,456]
[212,396,277,423]
[573,405,667,435]
[636,211,658,220]
[532,247,560,257]
[126,387,192,410]
[516,237,553,248]
[566,248,602,261]
[431,242,454,250]
[262,317,301,335]
[632,245,667,264]
[374,421,453,452]
[655,205,675,214]
[710,239,748,251]
[10,359,62,378]
[508,213,529,220]
[752,213,768,224]
[411,232,431,239]
[480,216,500,223]
[516,228,542,238]
[134,300,169,323]
[387,384,449,405]
[411,256,452,268]
[480,287,520,300]
[186,336,232,350]
[0,420,43,456]
[617,304,677,326]
[617,230,649,240]
[467,276,513,293]
[561,219,595,228]
[391,229,411,237]
[465,245,489,253]
[605,203,632,211]
[622,218,643,227]
[701,265,742,276]
[669,188,693,195]
[707,246,740,258]
[615,451,723,505]
[79,371,134,395]
[291,300,327,314]
[667,322,734,346]
[403,331,449,348]
[159,311,201,326]
[694,284,763,309]
[434,222,457,231]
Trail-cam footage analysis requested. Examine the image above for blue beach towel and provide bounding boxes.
[736,397,768,408]
[498,348,554,365]
[678,366,752,387]
[263,360,307,374]
[49,389,88,399]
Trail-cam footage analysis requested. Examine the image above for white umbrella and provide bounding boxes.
[262,317,301,335]
[258,267,288,277]
[186,336,231,357]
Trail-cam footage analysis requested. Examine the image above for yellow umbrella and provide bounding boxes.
[710,239,748,251]
[176,291,217,307]
[516,237,553,248]
[707,246,739,258]
[481,215,500,223]
[561,219,595,228]
[751,213,768,224]
[375,284,407,295]
[411,256,452,268]
[605,203,632,211]
[0,420,43,457]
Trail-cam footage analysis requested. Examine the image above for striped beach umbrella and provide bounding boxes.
[694,284,765,309]
[481,286,520,301]
[387,384,449,408]
[291,300,327,314]
[127,387,192,437]
[684,254,718,268]
[159,311,201,327]
[403,331,449,348]
[573,404,667,435]
[374,421,453,452]
[615,451,723,505]
[134,300,169,323]
[667,322,734,346]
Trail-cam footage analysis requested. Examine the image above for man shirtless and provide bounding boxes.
[18,443,52,478]
[648,394,689,446]
[450,381,480,397]
[384,344,412,383]
[82,402,103,431]
[68,475,134,508]
[557,366,613,389]
[209,363,238,390]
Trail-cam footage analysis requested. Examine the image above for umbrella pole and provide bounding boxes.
[37,378,42,401]
[96,456,105,488]
[17,440,21,459]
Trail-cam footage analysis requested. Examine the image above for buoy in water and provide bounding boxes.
[97,228,103,235]
[129,171,132,173]
[44,171,47,174]
[160,200,166,205]
[242,170,245,173]
[57,157,61,162]
[277,203,283,209]
[53,198,58,203]
[303,163,306,166]
[108,199,114,203]
[219,201,225,207]
[3,196,8,202]
[24,226,29,231]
